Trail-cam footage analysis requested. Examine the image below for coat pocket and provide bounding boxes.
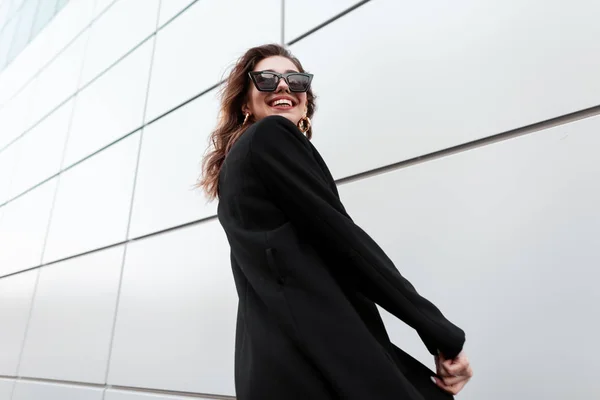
[266,248,286,285]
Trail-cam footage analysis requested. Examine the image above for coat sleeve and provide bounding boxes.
[248,115,465,358]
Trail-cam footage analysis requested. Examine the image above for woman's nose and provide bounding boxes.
[275,76,290,92]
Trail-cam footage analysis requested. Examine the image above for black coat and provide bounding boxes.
[217,115,465,400]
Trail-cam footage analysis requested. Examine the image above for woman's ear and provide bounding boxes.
[241,103,251,115]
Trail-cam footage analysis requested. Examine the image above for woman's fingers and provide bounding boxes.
[433,351,474,395]
[445,360,473,382]
[441,352,472,377]
[439,370,471,386]
[432,377,468,395]
[435,355,452,377]
[444,360,468,376]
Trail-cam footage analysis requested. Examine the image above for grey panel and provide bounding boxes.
[291,0,600,180]
[80,0,159,86]
[128,90,219,238]
[9,98,73,198]
[0,378,15,400]
[108,221,236,395]
[0,137,20,204]
[43,132,139,263]
[28,29,87,129]
[0,76,37,150]
[64,40,152,167]
[0,270,37,375]
[18,246,124,383]
[337,116,600,399]
[0,179,56,276]
[145,0,281,122]
[285,0,360,42]
[12,381,103,400]
[106,389,214,400]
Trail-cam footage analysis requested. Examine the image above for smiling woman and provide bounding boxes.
[199,44,316,199]
[243,61,312,127]
[198,44,473,400]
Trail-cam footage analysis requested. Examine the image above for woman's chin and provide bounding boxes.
[265,111,297,124]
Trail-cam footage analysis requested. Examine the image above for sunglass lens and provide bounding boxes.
[287,74,310,92]
[254,72,278,91]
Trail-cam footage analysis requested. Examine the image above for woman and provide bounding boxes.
[200,44,473,399]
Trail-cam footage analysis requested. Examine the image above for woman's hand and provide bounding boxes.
[432,351,473,395]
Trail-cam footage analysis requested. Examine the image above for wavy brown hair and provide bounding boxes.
[198,44,316,200]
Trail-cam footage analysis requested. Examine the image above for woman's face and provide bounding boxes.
[243,56,308,126]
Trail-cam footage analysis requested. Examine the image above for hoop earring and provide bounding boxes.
[243,113,251,126]
[297,115,311,134]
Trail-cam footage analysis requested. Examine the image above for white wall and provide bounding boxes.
[0,0,599,398]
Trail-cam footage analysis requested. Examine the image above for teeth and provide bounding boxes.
[272,99,292,107]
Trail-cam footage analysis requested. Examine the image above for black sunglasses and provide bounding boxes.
[248,71,313,92]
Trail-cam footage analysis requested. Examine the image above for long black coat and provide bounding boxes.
[217,115,465,399]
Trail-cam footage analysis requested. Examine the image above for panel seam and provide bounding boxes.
[280,0,285,44]
[2,99,600,212]
[1,103,600,281]
[286,0,372,46]
[9,11,94,383]
[101,0,162,387]
[0,375,237,399]
[0,0,120,119]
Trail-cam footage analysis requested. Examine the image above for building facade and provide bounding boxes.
[0,0,599,399]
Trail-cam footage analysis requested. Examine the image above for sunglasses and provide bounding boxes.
[248,70,313,92]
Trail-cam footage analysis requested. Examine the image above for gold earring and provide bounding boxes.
[243,113,250,125]
[297,115,311,134]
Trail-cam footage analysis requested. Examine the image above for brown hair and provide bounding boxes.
[198,44,316,200]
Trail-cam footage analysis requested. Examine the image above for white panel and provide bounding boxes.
[285,0,359,42]
[80,0,159,86]
[0,140,20,205]
[29,0,96,70]
[29,30,87,128]
[93,0,116,18]
[129,91,219,238]
[7,0,39,62]
[0,0,82,106]
[0,271,37,375]
[291,0,600,180]
[0,15,17,72]
[157,0,194,27]
[145,0,280,122]
[0,1,8,26]
[43,133,139,263]
[0,31,42,108]
[0,179,56,277]
[106,390,213,400]
[337,117,600,400]
[0,78,37,150]
[12,381,103,400]
[0,14,19,72]
[30,0,61,38]
[9,99,73,198]
[108,221,236,395]
[64,41,152,167]
[0,378,14,400]
[19,246,123,383]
